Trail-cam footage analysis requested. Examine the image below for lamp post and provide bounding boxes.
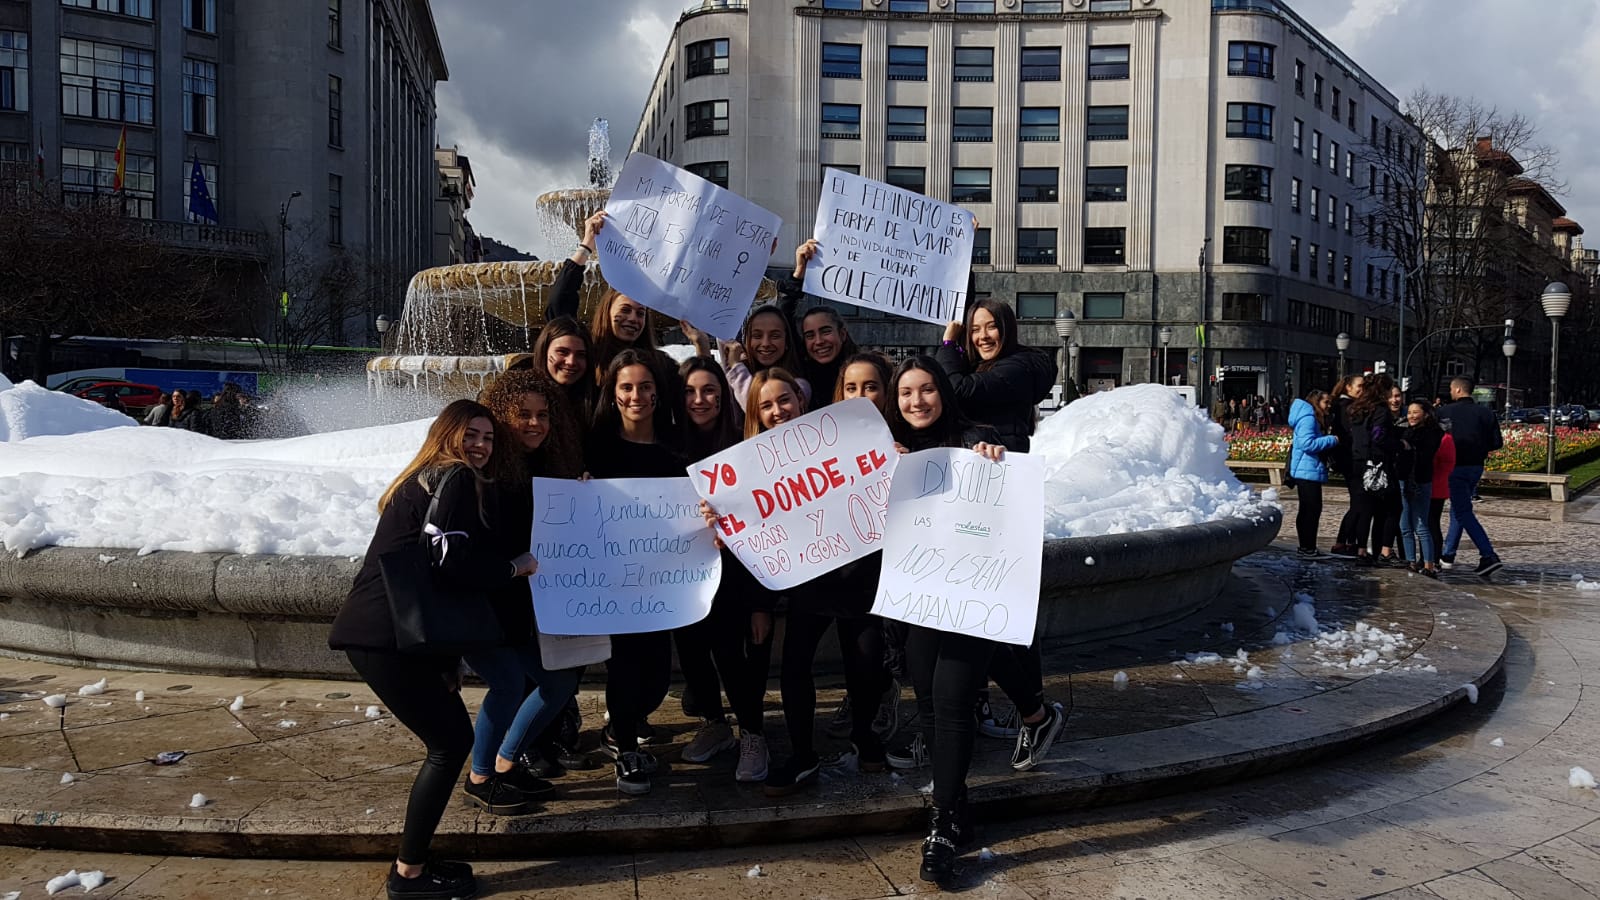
[277,190,302,370]
[1543,282,1572,476]
[1158,325,1173,386]
[1336,332,1351,381]
[376,314,393,352]
[1055,312,1076,393]
[1068,342,1079,391]
[1501,335,1517,422]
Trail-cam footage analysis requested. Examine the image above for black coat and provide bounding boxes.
[776,273,846,407]
[1398,420,1443,485]
[934,344,1056,453]
[329,465,526,652]
[1348,405,1399,478]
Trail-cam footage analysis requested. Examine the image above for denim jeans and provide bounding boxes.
[1399,480,1433,564]
[1444,465,1496,560]
[464,642,581,777]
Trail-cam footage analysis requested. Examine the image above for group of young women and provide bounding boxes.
[1289,373,1451,573]
[331,222,1064,898]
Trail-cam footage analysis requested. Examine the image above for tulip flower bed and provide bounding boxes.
[1223,423,1600,474]
[1224,426,1294,463]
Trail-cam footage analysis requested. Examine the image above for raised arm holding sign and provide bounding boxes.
[597,153,782,341]
[804,168,976,325]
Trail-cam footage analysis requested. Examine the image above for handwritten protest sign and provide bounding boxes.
[872,449,1044,646]
[530,477,720,635]
[689,398,898,591]
[598,153,782,341]
[804,167,975,325]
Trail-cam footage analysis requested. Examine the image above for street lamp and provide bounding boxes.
[376,314,393,351]
[1335,332,1351,380]
[278,190,302,369]
[1068,342,1080,390]
[1055,312,1076,393]
[1158,325,1173,386]
[1542,281,1572,476]
[1501,335,1517,422]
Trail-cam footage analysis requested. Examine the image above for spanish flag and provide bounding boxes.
[113,126,127,192]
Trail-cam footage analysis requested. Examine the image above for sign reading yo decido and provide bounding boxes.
[688,398,899,591]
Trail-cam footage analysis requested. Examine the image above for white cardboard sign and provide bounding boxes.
[804,167,976,325]
[689,398,898,591]
[871,449,1045,646]
[598,153,782,341]
[530,477,720,635]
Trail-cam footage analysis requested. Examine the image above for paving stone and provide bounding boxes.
[0,846,162,897]
[469,856,637,900]
[1420,870,1520,900]
[1015,849,1313,899]
[65,706,257,771]
[632,840,891,900]
[112,855,388,899]
[1476,854,1600,899]
[1367,781,1599,855]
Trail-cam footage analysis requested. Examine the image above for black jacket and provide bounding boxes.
[1436,398,1502,467]
[548,258,584,321]
[1330,395,1357,478]
[934,344,1056,453]
[776,273,846,406]
[1348,406,1399,475]
[329,465,525,652]
[1398,420,1443,485]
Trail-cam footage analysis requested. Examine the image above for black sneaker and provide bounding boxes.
[763,754,821,796]
[975,694,1019,738]
[1296,547,1331,561]
[461,775,541,816]
[1474,557,1503,579]
[887,733,930,771]
[1011,702,1065,771]
[498,766,556,800]
[387,861,476,899]
[1439,553,1456,570]
[616,751,654,796]
[517,746,565,780]
[853,737,888,774]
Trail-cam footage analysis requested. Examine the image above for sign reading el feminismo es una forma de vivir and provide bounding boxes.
[804,167,976,326]
[597,153,782,342]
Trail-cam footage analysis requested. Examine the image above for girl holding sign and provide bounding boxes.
[673,356,776,782]
[886,357,1030,885]
[723,304,811,413]
[586,350,687,796]
[781,238,861,406]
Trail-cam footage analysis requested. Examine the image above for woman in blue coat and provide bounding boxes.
[1289,389,1339,558]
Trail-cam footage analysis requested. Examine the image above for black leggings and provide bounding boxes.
[1336,476,1360,547]
[781,610,885,759]
[988,642,1045,720]
[347,648,473,866]
[1428,497,1446,564]
[606,631,672,751]
[906,625,996,809]
[674,594,772,735]
[1374,488,1402,555]
[1296,480,1324,551]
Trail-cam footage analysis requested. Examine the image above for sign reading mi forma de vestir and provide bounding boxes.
[804,167,976,325]
[690,399,899,591]
[529,477,720,635]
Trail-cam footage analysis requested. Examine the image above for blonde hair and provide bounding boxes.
[377,399,496,524]
[743,367,807,439]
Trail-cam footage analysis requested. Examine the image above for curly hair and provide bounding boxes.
[478,369,585,479]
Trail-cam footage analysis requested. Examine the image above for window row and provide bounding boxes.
[820,103,1129,142]
[865,165,1129,203]
[822,43,1129,82]
[1285,237,1354,290]
[57,39,220,135]
[59,0,217,32]
[0,31,26,113]
[1292,59,1358,133]
[1286,300,1356,337]
[821,0,1131,12]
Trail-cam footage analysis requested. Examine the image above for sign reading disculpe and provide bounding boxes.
[804,167,976,325]
[598,153,782,341]
[530,477,720,636]
[689,398,899,591]
[872,449,1045,646]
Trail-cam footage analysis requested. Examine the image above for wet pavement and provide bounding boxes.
[1,492,1598,897]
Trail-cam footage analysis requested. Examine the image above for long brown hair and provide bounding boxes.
[530,315,597,420]
[1303,389,1330,428]
[679,355,742,458]
[1350,373,1395,420]
[739,304,804,376]
[963,298,1021,372]
[743,367,807,439]
[478,370,585,479]
[593,348,675,440]
[832,351,892,417]
[590,289,657,384]
[378,399,497,523]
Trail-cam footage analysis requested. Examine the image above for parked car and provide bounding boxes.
[1588,409,1600,426]
[73,381,165,414]
[54,376,124,394]
[1555,405,1590,428]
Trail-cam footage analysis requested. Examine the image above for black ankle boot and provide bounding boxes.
[919,804,969,883]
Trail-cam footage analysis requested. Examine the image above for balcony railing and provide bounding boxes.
[137,220,269,260]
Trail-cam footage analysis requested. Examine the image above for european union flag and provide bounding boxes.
[188,157,219,223]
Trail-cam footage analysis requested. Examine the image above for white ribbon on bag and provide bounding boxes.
[423,523,468,563]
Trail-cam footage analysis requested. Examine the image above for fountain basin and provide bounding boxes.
[0,510,1279,677]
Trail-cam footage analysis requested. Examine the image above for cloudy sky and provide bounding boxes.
[432,0,1600,259]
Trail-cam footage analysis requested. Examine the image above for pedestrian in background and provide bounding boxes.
[1436,377,1504,577]
[1288,389,1339,559]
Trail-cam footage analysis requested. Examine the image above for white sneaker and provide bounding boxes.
[681,718,736,763]
[735,732,769,783]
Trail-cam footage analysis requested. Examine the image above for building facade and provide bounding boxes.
[0,0,446,348]
[433,144,480,266]
[630,0,1425,402]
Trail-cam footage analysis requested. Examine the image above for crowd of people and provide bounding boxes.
[1214,394,1288,431]
[1288,373,1503,578]
[331,220,1063,899]
[140,382,258,439]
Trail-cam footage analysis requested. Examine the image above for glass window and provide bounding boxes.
[1293,59,1304,95]
[1226,102,1273,140]
[1020,47,1061,81]
[1017,293,1056,319]
[1224,164,1271,201]
[821,103,861,139]
[1308,242,1319,278]
[1328,140,1339,173]
[1327,249,1336,284]
[1222,226,1271,265]
[687,39,730,78]
[1344,203,1353,235]
[328,75,343,145]
[1220,293,1267,321]
[1331,86,1341,114]
[1312,73,1323,108]
[687,161,729,188]
[1086,105,1128,141]
[1088,0,1132,10]
[1290,177,1301,213]
[972,228,991,264]
[1022,1,1063,11]
[328,173,342,244]
[1292,118,1302,153]
[61,145,154,218]
[822,0,863,8]
[1084,227,1125,265]
[1288,235,1300,273]
[1345,150,1354,181]
[686,99,729,138]
[885,166,925,194]
[1019,107,1059,142]
[822,43,861,79]
[1343,255,1352,290]
[889,0,929,10]
[181,160,217,223]
[1348,98,1357,129]
[1083,292,1124,318]
[1018,167,1059,202]
[61,0,152,18]
[1017,228,1057,265]
[1087,45,1129,80]
[1309,186,1319,219]
[1084,166,1126,202]
[953,47,993,81]
[952,107,992,141]
[184,0,216,33]
[886,105,926,141]
[59,38,154,124]
[951,167,992,203]
[328,0,340,47]
[1326,193,1335,226]
[182,58,217,136]
[0,32,27,113]
[956,0,996,12]
[1310,130,1320,163]
[1227,42,1274,78]
[887,45,927,81]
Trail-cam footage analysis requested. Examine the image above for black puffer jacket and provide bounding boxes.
[934,344,1056,453]
[1398,419,1443,486]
